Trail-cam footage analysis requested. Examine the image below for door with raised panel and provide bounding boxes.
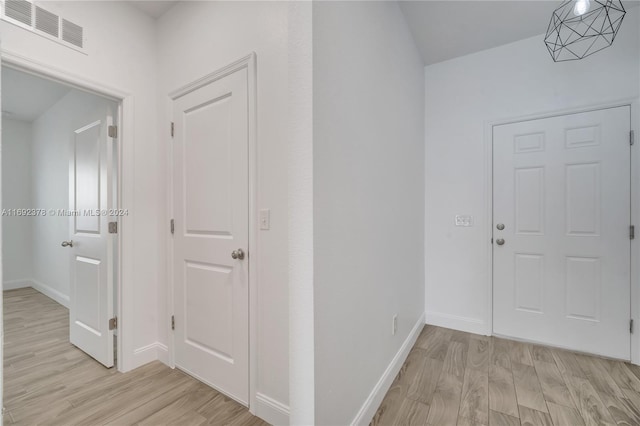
[68,113,116,368]
[493,106,631,359]
[172,68,249,404]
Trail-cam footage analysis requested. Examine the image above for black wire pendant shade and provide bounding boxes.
[544,0,626,62]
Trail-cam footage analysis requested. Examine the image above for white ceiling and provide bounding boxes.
[2,67,71,122]
[399,0,639,65]
[129,1,178,19]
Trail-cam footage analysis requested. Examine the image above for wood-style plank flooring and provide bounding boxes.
[4,288,268,426]
[372,325,640,426]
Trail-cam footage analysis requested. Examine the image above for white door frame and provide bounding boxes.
[166,53,258,411]
[484,98,640,364]
[0,49,133,372]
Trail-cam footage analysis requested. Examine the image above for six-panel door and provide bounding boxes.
[493,106,631,360]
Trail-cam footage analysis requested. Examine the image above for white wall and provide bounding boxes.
[29,89,116,306]
[287,2,314,424]
[313,2,425,425]
[1,118,33,285]
[424,9,640,335]
[156,2,290,423]
[1,1,160,371]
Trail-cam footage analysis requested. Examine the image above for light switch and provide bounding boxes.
[455,215,473,227]
[260,209,271,230]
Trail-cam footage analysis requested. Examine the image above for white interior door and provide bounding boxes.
[493,106,631,360]
[68,114,115,368]
[173,68,249,404]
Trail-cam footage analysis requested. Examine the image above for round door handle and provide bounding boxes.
[231,248,245,260]
[496,238,505,246]
[61,240,74,248]
[496,223,505,231]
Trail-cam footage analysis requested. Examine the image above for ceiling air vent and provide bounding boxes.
[2,1,85,52]
[35,6,58,37]
[62,18,83,48]
[5,0,32,26]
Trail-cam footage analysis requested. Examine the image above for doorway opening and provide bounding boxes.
[2,65,122,407]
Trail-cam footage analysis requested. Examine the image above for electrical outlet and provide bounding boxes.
[392,315,398,336]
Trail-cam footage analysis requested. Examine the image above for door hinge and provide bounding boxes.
[631,130,635,146]
[108,125,118,139]
[108,221,118,234]
[171,122,175,137]
[631,319,634,334]
[109,317,117,330]
[631,225,635,240]
[171,315,175,331]
[170,219,175,234]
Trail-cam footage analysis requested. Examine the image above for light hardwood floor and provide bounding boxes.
[372,325,640,426]
[3,287,268,426]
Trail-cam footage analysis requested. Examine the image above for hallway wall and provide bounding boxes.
[156,2,291,423]
[313,2,425,424]
[1,119,33,286]
[29,90,117,306]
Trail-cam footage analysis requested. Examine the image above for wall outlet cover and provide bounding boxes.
[455,215,473,227]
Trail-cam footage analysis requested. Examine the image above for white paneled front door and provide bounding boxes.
[68,115,116,368]
[172,68,249,404]
[493,106,631,360]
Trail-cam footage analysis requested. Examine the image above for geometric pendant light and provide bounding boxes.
[544,0,626,62]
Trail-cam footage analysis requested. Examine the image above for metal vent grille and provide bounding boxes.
[62,18,83,48]
[2,1,84,51]
[5,0,32,26]
[35,6,58,37]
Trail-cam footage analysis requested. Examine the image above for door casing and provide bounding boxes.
[484,98,640,364]
[166,53,258,412]
[0,50,131,372]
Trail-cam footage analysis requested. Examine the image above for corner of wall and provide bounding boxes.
[31,279,70,308]
[288,1,315,425]
[255,393,290,426]
[131,342,167,369]
[424,311,487,336]
[350,313,426,426]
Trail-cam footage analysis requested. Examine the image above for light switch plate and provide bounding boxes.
[260,209,271,230]
[455,215,473,227]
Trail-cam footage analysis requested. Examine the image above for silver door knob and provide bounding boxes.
[231,249,245,260]
[496,238,505,246]
[61,240,74,248]
[496,223,505,230]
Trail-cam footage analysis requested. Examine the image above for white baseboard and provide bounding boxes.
[156,342,169,365]
[351,312,426,426]
[425,311,487,335]
[255,393,290,425]
[132,342,166,369]
[3,279,32,290]
[31,279,70,308]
